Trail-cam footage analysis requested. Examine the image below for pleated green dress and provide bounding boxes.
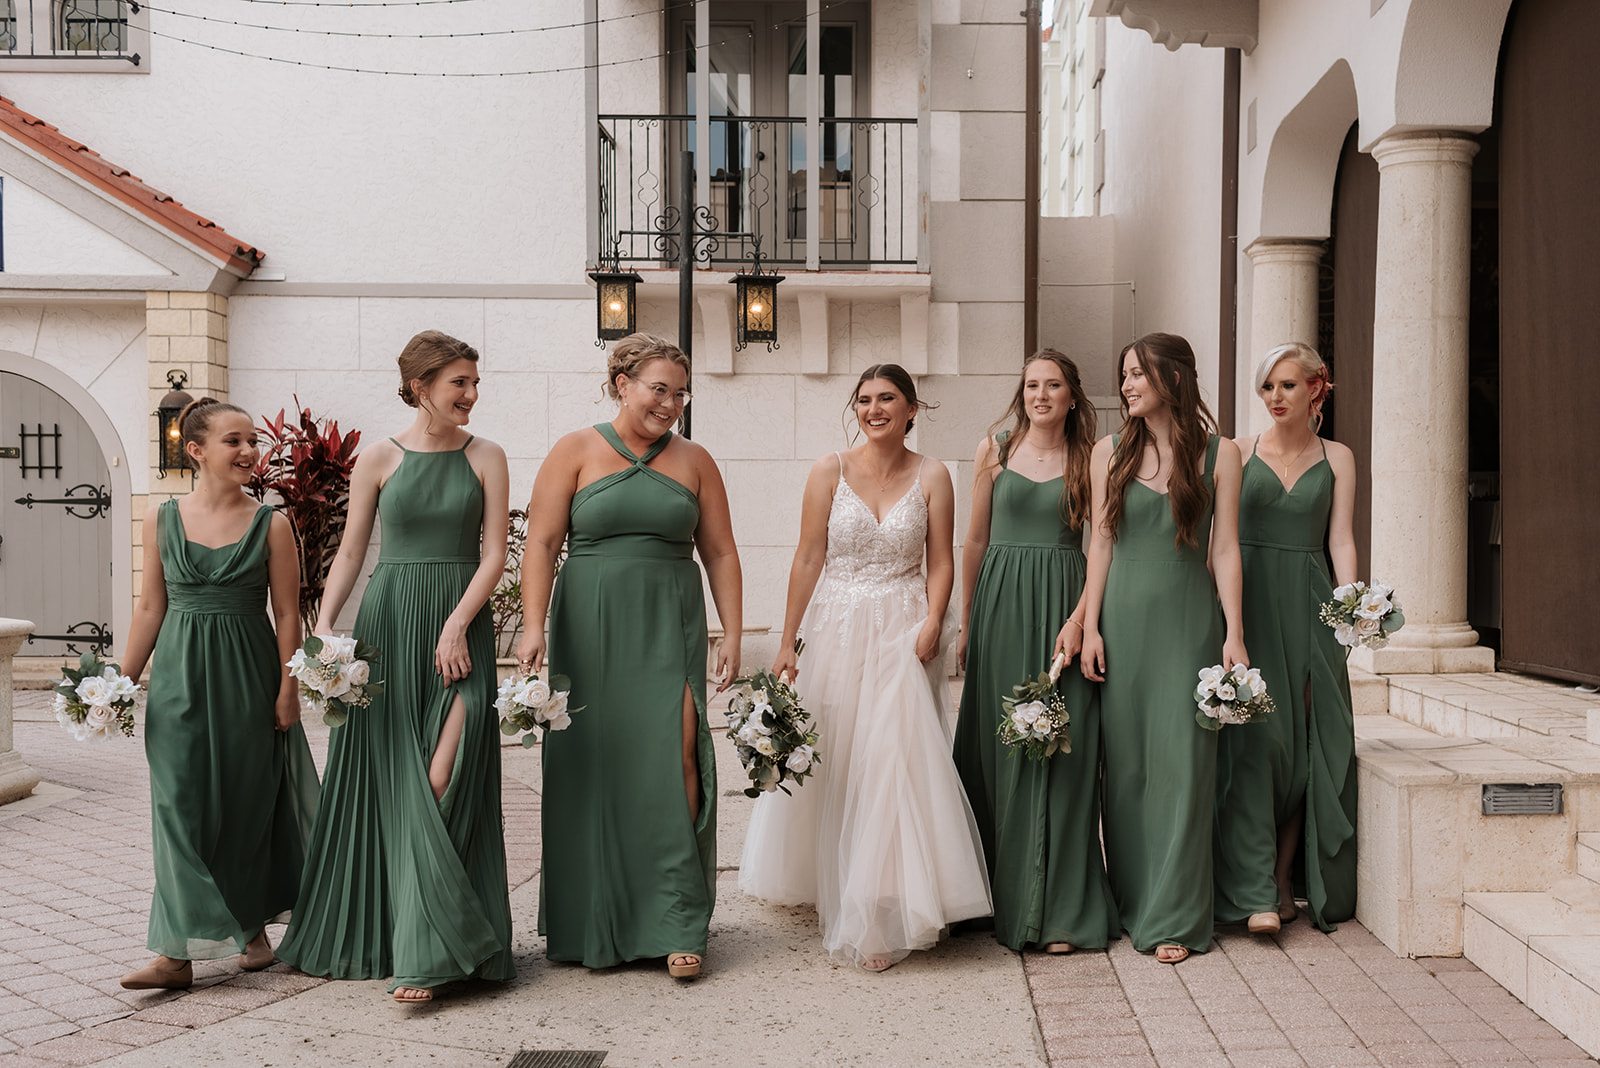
[278,438,514,991]
[952,445,1118,951]
[1100,435,1222,954]
[540,424,716,967]
[1213,440,1357,931]
[144,501,319,961]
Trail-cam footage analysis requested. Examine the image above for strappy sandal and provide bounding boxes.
[860,956,896,972]
[1155,944,1189,965]
[392,985,433,1004]
[668,953,702,979]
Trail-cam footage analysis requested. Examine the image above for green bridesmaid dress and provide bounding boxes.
[278,438,514,991]
[1213,439,1357,931]
[1100,434,1222,954]
[145,501,319,960]
[540,424,716,967]
[952,437,1119,951]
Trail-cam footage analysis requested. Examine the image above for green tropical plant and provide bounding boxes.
[246,398,361,632]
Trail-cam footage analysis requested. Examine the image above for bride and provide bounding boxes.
[739,364,992,971]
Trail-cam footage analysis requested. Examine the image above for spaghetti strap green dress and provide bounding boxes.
[278,438,514,991]
[1100,434,1222,955]
[952,437,1118,951]
[540,424,716,967]
[1213,439,1357,931]
[145,502,319,961]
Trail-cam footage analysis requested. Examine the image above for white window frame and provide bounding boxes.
[0,0,149,73]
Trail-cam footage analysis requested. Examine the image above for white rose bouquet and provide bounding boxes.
[287,634,383,727]
[998,652,1073,761]
[726,666,820,798]
[496,669,581,746]
[1318,580,1405,654]
[1194,662,1275,730]
[53,653,138,741]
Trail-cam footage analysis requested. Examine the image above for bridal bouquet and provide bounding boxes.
[1319,580,1405,653]
[288,634,382,727]
[726,668,820,798]
[1195,663,1275,730]
[53,653,138,741]
[998,652,1073,761]
[496,670,580,747]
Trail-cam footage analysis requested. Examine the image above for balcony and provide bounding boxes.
[598,114,920,271]
[0,0,143,67]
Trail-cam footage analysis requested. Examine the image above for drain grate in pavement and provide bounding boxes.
[506,1052,607,1068]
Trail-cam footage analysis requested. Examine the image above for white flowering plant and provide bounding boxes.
[1194,663,1276,730]
[1319,580,1405,653]
[726,666,819,798]
[998,652,1073,761]
[53,653,139,741]
[496,670,580,747]
[287,633,382,727]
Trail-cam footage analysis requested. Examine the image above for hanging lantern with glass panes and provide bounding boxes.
[154,370,194,478]
[731,248,784,351]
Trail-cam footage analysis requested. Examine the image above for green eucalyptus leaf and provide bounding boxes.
[305,634,324,657]
[1382,610,1405,633]
[499,720,519,736]
[323,707,348,728]
[551,674,572,691]
[522,733,539,748]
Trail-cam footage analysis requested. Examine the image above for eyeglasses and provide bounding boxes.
[629,377,692,407]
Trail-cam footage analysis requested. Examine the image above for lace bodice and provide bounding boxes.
[807,467,931,649]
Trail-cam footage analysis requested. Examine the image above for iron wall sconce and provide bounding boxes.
[154,370,193,478]
[731,247,784,351]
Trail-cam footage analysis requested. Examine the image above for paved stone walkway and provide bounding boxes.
[0,687,1595,1066]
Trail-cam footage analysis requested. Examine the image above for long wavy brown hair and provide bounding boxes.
[984,350,1096,528]
[1103,333,1218,548]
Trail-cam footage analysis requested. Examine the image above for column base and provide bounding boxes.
[0,749,41,806]
[1352,644,1497,675]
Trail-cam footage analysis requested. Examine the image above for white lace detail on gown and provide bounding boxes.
[739,467,993,966]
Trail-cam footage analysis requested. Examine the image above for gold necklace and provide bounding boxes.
[1266,432,1314,480]
[1019,435,1065,465]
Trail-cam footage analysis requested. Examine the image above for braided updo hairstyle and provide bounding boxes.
[603,333,692,400]
[397,330,480,407]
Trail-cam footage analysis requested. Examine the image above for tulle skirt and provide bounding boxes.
[739,580,992,966]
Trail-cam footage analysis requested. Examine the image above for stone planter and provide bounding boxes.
[0,619,42,805]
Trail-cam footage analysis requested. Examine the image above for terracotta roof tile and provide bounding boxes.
[0,95,263,276]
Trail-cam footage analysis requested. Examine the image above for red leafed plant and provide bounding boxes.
[246,398,361,631]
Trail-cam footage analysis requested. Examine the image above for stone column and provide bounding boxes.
[1362,132,1493,674]
[0,619,41,805]
[1244,238,1324,435]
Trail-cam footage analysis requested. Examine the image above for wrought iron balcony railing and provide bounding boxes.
[599,114,918,270]
[0,0,137,61]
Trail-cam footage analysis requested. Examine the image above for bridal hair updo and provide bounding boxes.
[1104,332,1218,549]
[178,396,250,451]
[604,333,692,400]
[397,330,480,407]
[1254,342,1334,432]
[845,363,937,436]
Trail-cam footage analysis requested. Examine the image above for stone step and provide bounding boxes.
[8,657,73,690]
[1348,666,1388,716]
[1580,833,1600,886]
[1463,891,1600,1058]
[1386,671,1600,742]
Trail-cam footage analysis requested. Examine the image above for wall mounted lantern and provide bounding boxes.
[154,370,193,478]
[731,246,784,351]
[589,245,643,344]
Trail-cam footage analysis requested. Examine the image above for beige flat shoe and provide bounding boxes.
[1247,912,1282,935]
[121,958,193,990]
[1043,942,1075,954]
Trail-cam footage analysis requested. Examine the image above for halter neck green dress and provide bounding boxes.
[278,438,514,991]
[541,424,716,967]
[1099,434,1222,955]
[953,437,1118,950]
[144,502,319,961]
[1213,440,1357,931]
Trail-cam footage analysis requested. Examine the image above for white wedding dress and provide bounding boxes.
[739,460,992,966]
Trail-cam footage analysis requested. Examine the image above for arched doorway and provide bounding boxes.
[0,371,116,657]
[1496,0,1600,684]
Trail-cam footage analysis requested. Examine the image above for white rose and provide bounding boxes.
[1354,616,1381,637]
[751,710,774,735]
[1357,591,1392,620]
[1333,622,1356,647]
[1016,700,1046,725]
[737,722,764,746]
[546,708,572,731]
[1333,582,1360,602]
[84,703,115,730]
[1197,665,1226,689]
[752,689,768,707]
[1216,683,1236,702]
[75,675,112,706]
[346,659,371,687]
[786,745,814,773]
[1370,582,1393,598]
[754,736,777,757]
[103,670,138,701]
[1011,710,1033,734]
[540,692,569,723]
[324,669,353,699]
[519,678,552,707]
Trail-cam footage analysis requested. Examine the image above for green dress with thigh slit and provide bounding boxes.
[278,438,514,991]
[1213,440,1357,931]
[145,502,319,961]
[540,424,716,967]
[952,439,1119,950]
[1099,434,1222,954]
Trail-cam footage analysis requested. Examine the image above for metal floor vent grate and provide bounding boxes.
[1481,782,1563,815]
[506,1052,607,1068]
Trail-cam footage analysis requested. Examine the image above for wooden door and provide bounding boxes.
[1498,0,1600,684]
[0,372,113,657]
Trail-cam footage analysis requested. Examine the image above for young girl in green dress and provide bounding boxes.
[119,399,318,990]
[1214,343,1358,934]
[1076,333,1247,965]
[278,331,514,1004]
[953,351,1118,953]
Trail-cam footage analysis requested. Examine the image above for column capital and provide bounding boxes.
[1244,237,1326,266]
[1370,131,1480,170]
